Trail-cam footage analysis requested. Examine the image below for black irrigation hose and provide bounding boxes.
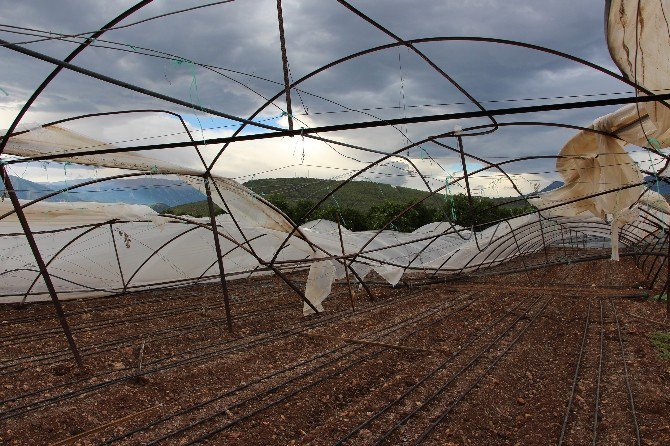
[0,298,305,405]
[1,295,260,345]
[372,295,549,446]
[610,300,641,446]
[139,293,480,445]
[0,300,298,375]
[592,299,604,446]
[104,291,496,445]
[558,301,592,446]
[3,282,269,326]
[410,297,553,446]
[0,287,292,345]
[332,293,533,445]
[102,291,477,444]
[0,288,283,367]
[0,288,436,420]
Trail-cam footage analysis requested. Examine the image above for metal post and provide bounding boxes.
[1,167,84,369]
[337,216,355,311]
[276,0,294,131]
[666,230,670,317]
[204,176,233,332]
[457,136,474,207]
[538,212,549,264]
[109,223,127,293]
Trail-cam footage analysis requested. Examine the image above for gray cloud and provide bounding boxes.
[0,0,632,194]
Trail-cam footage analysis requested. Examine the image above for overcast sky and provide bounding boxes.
[0,0,653,197]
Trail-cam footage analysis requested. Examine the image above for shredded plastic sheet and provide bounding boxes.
[529,0,670,261]
[0,199,158,224]
[5,125,203,176]
[607,0,670,145]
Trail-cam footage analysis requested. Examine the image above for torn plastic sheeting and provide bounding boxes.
[0,199,158,227]
[4,124,203,176]
[179,175,296,234]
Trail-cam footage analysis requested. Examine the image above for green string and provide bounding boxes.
[0,87,8,96]
[444,174,457,222]
[330,195,347,228]
[63,161,72,202]
[172,58,208,144]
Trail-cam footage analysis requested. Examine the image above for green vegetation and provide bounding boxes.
[164,200,223,218]
[162,177,533,232]
[265,193,531,232]
[650,331,670,360]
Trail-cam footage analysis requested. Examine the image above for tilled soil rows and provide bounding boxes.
[1,256,669,445]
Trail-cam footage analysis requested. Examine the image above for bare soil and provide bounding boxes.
[1,254,669,446]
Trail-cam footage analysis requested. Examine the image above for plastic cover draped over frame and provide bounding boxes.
[2,206,667,305]
[529,0,670,260]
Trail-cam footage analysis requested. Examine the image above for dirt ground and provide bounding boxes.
[1,253,669,445]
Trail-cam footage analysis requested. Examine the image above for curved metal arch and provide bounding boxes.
[0,1,155,156]
[123,226,200,289]
[20,219,117,304]
[205,32,664,172]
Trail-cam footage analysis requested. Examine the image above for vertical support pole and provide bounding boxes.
[337,216,355,312]
[457,136,473,207]
[276,0,294,131]
[666,230,670,317]
[109,223,126,293]
[507,221,531,279]
[537,212,549,264]
[204,175,233,332]
[1,166,83,369]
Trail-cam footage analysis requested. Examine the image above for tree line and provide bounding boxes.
[264,192,533,232]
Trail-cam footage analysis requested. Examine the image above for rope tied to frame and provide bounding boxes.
[330,194,347,228]
[444,175,458,222]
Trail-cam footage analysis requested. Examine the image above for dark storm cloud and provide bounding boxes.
[0,0,630,186]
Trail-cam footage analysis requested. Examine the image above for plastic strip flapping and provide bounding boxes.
[529,0,670,261]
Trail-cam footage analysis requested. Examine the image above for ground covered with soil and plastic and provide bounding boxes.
[1,253,669,446]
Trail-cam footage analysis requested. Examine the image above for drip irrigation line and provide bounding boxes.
[558,301,592,446]
[0,286,437,420]
[102,291,480,444]
[610,300,641,446]
[371,295,548,445]
[141,293,479,445]
[0,300,298,376]
[592,299,604,446]
[409,297,553,446]
[333,293,533,445]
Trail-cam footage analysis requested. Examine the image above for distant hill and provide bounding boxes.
[0,176,58,201]
[540,181,564,193]
[165,200,222,218]
[1,176,205,207]
[244,177,448,213]
[161,177,530,217]
[42,177,206,207]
